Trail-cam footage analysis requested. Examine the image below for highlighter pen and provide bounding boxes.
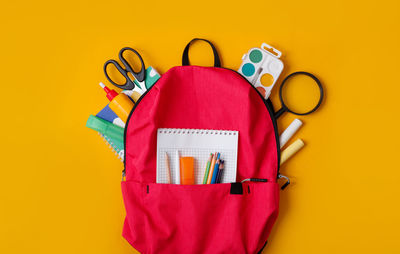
[210,153,221,184]
[203,153,213,184]
[206,152,217,184]
[216,160,224,183]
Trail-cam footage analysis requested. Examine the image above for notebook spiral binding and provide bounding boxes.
[98,132,124,162]
[157,128,237,136]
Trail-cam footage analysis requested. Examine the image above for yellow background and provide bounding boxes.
[1,0,399,253]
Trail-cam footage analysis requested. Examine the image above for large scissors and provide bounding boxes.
[103,47,146,93]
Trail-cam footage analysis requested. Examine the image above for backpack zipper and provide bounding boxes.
[123,81,156,178]
[223,68,281,177]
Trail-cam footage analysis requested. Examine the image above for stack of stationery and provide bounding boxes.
[156,128,238,184]
[86,66,160,162]
[86,115,125,161]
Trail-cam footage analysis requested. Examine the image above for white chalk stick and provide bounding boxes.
[280,119,303,148]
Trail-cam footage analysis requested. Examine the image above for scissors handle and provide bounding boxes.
[119,47,146,83]
[104,60,135,90]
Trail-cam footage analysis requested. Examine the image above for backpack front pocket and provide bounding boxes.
[121,181,279,254]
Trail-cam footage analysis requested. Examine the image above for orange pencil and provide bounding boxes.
[202,153,213,184]
[206,152,217,184]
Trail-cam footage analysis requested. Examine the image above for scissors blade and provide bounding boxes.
[133,79,146,90]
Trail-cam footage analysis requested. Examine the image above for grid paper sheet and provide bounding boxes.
[156,128,239,184]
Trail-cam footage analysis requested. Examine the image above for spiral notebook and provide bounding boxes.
[97,132,124,161]
[95,105,125,162]
[156,128,239,184]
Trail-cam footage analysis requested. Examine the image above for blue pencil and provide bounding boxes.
[210,153,221,184]
[216,160,224,183]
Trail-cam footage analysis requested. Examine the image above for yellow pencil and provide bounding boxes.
[206,152,217,184]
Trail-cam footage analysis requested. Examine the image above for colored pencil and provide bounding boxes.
[165,152,171,184]
[211,153,221,184]
[216,160,224,183]
[203,153,213,184]
[206,152,217,184]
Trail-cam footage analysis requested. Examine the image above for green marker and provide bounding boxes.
[202,153,214,184]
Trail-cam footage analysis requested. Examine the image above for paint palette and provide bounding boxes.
[238,43,284,99]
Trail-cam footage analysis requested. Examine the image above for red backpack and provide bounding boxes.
[121,39,281,253]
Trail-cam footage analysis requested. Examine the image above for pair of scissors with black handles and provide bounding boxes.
[103,47,147,93]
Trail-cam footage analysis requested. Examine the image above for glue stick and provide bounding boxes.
[99,82,134,123]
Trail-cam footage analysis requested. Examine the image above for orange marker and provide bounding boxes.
[206,152,217,184]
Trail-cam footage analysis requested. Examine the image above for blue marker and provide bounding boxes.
[210,153,221,184]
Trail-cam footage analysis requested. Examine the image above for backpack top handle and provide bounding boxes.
[182,38,221,67]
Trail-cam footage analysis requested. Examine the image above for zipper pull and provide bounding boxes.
[241,178,268,183]
[122,169,126,181]
[278,174,290,190]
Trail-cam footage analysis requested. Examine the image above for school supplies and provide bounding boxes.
[86,115,124,161]
[156,128,238,184]
[206,152,217,184]
[202,153,213,184]
[180,157,195,185]
[116,38,324,253]
[99,82,134,123]
[165,152,172,184]
[97,132,124,161]
[86,115,124,142]
[280,119,303,148]
[175,150,181,184]
[210,153,221,184]
[216,160,224,183]
[274,72,324,119]
[238,43,284,99]
[280,139,305,165]
[104,47,146,90]
[121,66,161,102]
[96,104,125,128]
[94,104,125,160]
